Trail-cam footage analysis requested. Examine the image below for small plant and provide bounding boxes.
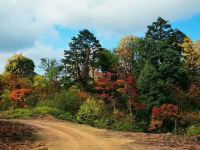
[186,124,200,136]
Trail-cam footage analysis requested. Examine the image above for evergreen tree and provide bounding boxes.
[62,29,102,90]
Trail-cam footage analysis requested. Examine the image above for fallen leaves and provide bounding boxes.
[0,120,47,150]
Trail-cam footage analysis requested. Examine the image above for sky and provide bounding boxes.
[0,0,200,73]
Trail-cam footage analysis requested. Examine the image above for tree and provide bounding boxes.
[188,84,200,106]
[63,29,102,90]
[98,48,119,73]
[94,72,117,110]
[39,58,61,83]
[145,17,186,54]
[5,54,35,79]
[116,36,140,74]
[180,37,200,75]
[33,75,49,99]
[2,72,32,90]
[137,62,166,108]
[134,19,189,127]
[194,40,200,51]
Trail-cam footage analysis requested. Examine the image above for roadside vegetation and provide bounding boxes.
[0,17,200,138]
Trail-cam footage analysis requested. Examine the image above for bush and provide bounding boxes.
[25,94,38,108]
[37,88,83,114]
[10,89,32,108]
[57,112,75,121]
[76,98,105,126]
[0,109,32,119]
[186,124,200,136]
[0,106,74,121]
[0,90,11,111]
[32,106,63,117]
[112,118,134,131]
[111,111,135,131]
[149,104,178,132]
[91,112,135,132]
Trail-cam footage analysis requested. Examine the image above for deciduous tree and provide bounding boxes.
[180,37,200,75]
[116,36,140,74]
[5,54,35,79]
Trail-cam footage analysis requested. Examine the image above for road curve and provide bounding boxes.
[17,119,144,150]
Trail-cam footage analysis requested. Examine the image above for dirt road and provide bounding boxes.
[16,119,199,150]
[16,119,146,150]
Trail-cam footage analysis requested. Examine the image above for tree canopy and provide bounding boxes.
[5,54,35,79]
[62,29,102,90]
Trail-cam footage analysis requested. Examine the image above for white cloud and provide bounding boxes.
[0,0,200,51]
[0,42,63,73]
[0,0,200,73]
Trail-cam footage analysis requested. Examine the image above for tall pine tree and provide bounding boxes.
[62,29,102,91]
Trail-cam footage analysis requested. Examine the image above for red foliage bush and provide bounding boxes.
[150,104,179,131]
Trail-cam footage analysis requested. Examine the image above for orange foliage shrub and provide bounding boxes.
[10,89,32,108]
[3,73,32,91]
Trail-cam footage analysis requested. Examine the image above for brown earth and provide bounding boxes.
[1,119,200,150]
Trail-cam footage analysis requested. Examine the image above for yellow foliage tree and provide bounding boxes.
[116,36,140,73]
[180,37,200,74]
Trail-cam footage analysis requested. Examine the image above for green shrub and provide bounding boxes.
[37,89,82,114]
[93,118,109,129]
[0,106,74,121]
[186,124,200,136]
[112,118,134,131]
[0,99,11,111]
[0,90,11,111]
[0,109,32,119]
[111,111,135,131]
[76,98,105,126]
[25,94,38,108]
[32,106,63,117]
[57,112,75,121]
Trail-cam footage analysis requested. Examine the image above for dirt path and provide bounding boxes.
[15,119,145,150]
[14,119,199,150]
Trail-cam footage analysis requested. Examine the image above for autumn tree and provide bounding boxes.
[180,37,200,75]
[194,40,200,51]
[94,72,117,110]
[5,54,35,79]
[116,36,140,74]
[33,75,49,99]
[2,72,32,91]
[63,29,102,91]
